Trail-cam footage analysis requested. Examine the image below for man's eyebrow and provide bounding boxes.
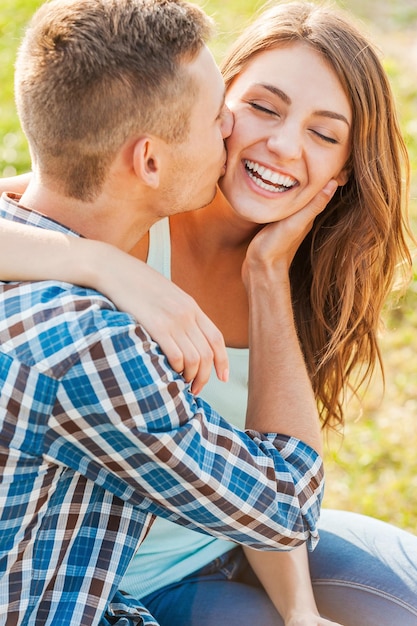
[257,82,350,127]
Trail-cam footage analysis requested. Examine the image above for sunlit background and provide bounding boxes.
[1,0,416,531]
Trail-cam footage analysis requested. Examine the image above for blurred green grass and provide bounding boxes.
[1,0,416,532]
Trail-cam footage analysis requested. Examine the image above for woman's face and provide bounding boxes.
[219,42,352,224]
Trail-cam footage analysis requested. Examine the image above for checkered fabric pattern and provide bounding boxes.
[0,194,324,625]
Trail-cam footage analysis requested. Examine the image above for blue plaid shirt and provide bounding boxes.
[0,194,324,625]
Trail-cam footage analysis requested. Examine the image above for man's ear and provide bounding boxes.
[132,137,161,189]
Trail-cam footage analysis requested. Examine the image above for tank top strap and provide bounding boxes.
[147,217,171,279]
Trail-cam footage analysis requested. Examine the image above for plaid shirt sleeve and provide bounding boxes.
[2,279,323,548]
[42,290,324,549]
[1,267,324,625]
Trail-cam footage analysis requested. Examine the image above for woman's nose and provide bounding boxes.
[266,122,302,160]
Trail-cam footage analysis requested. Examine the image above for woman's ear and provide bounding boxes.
[132,136,161,189]
[335,165,351,186]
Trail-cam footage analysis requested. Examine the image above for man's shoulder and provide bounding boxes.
[0,279,141,378]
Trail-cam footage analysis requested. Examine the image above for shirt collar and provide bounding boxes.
[0,191,80,237]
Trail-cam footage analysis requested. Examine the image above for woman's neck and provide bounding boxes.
[174,187,261,253]
[128,187,260,349]
[169,189,254,348]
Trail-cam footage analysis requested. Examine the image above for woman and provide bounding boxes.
[1,2,416,625]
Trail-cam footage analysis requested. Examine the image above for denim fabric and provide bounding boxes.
[142,547,283,625]
[310,509,417,626]
[141,510,417,626]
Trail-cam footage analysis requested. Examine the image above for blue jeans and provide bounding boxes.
[141,510,417,626]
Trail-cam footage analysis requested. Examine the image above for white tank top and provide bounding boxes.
[120,218,249,600]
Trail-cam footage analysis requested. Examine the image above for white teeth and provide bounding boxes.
[244,160,297,193]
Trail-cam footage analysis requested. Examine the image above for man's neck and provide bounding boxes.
[19,178,154,252]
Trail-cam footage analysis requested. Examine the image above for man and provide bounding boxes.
[0,0,327,624]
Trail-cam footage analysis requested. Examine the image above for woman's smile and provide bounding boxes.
[243,159,299,194]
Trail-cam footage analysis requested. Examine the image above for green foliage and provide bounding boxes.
[0,1,43,175]
[1,0,416,531]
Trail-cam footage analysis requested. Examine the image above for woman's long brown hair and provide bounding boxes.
[221,1,413,429]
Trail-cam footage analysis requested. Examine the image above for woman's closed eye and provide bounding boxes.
[248,101,279,116]
[310,129,339,144]
[247,99,344,145]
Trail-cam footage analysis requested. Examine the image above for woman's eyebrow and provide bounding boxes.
[314,109,350,127]
[257,82,291,105]
[257,82,350,127]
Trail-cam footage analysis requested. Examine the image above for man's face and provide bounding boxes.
[160,45,233,215]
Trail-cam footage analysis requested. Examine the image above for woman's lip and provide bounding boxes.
[243,159,299,194]
[244,159,298,187]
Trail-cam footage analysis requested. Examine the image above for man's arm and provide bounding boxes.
[49,311,322,550]
[25,188,331,554]
[1,186,331,553]
[44,187,333,551]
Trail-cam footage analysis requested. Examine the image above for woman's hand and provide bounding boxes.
[242,180,337,286]
[285,613,343,626]
[96,248,229,394]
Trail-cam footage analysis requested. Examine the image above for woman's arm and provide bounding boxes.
[0,172,32,195]
[0,217,228,394]
[244,546,343,626]
[242,182,342,625]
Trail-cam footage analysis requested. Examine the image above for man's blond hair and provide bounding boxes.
[15,0,213,199]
